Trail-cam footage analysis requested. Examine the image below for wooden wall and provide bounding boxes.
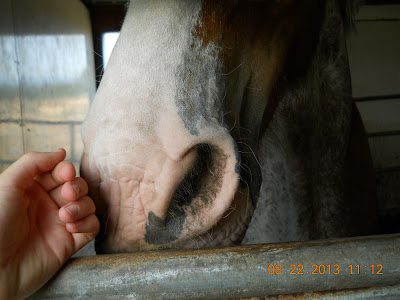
[0,0,96,175]
[348,5,400,232]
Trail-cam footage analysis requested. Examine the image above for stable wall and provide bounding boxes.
[348,5,400,231]
[0,0,96,174]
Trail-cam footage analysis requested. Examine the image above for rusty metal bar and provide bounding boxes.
[29,234,400,299]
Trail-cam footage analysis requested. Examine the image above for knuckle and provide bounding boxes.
[23,152,37,160]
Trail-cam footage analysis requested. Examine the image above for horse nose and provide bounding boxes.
[143,142,240,246]
[139,146,198,222]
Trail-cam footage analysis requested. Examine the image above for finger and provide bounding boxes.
[35,161,76,192]
[68,214,100,253]
[59,196,95,223]
[0,149,66,190]
[49,177,89,207]
[66,214,99,234]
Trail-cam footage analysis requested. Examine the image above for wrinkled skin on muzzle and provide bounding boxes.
[81,0,318,253]
[82,1,243,253]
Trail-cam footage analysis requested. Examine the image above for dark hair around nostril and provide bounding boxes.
[172,143,213,207]
[145,143,228,246]
[145,209,186,245]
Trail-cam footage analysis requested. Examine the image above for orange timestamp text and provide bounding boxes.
[266,264,383,275]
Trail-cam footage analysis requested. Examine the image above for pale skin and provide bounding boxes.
[0,149,99,299]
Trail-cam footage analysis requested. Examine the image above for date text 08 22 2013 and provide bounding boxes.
[266,264,383,275]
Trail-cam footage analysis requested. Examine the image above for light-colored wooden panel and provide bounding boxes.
[0,163,12,174]
[73,163,81,177]
[23,123,72,160]
[12,0,92,122]
[0,0,96,175]
[376,171,400,215]
[356,98,400,134]
[22,95,90,123]
[0,0,21,121]
[11,0,92,35]
[369,135,400,169]
[0,123,24,160]
[347,20,400,98]
[73,123,84,162]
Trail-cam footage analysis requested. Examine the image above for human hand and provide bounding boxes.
[0,149,99,299]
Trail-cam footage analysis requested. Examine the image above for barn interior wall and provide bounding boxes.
[348,5,400,232]
[0,0,96,175]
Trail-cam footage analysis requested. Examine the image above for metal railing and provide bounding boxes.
[29,234,400,299]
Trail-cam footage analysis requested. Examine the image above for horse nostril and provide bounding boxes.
[172,143,213,207]
[170,143,228,213]
[145,143,230,246]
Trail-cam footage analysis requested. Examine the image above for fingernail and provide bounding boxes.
[52,148,64,152]
[65,205,78,218]
[72,182,80,195]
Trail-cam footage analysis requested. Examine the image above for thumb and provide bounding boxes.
[0,149,67,190]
